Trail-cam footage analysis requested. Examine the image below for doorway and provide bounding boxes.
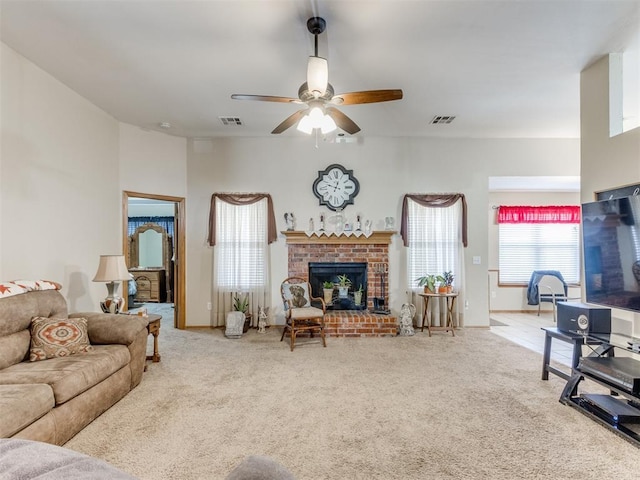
[122,191,186,329]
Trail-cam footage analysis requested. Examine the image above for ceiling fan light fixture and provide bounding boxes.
[320,114,337,134]
[307,56,328,97]
[296,106,336,135]
[296,114,314,134]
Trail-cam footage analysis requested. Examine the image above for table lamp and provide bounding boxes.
[93,254,130,314]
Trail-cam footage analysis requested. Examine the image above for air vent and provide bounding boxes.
[431,115,456,125]
[219,117,244,126]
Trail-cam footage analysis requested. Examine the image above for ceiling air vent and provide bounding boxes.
[431,115,456,125]
[219,117,244,126]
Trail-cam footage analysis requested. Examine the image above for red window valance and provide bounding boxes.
[497,205,580,224]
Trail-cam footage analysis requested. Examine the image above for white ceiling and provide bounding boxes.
[1,0,638,139]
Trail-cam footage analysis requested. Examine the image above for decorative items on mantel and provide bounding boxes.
[281,230,396,245]
[305,230,373,238]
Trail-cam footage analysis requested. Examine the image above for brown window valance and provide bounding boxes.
[400,194,468,247]
[207,193,277,246]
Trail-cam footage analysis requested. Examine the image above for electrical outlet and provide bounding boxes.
[207,302,212,311]
[472,256,481,265]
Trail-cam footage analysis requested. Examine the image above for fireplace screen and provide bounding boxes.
[308,262,367,310]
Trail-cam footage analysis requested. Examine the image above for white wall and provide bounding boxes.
[487,191,581,312]
[0,44,187,312]
[186,136,580,328]
[1,43,120,311]
[581,54,640,335]
[119,123,187,198]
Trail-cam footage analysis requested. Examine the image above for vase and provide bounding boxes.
[225,311,245,339]
[338,286,349,298]
[323,288,334,304]
[354,291,362,305]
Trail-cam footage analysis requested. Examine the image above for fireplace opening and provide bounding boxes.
[309,262,367,310]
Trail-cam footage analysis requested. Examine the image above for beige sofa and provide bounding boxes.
[0,288,148,445]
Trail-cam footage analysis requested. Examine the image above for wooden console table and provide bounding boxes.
[419,292,458,337]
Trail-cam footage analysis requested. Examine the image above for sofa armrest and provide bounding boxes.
[69,312,148,345]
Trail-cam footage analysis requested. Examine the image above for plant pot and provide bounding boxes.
[323,288,334,304]
[446,286,453,293]
[338,286,349,298]
[438,286,448,294]
[423,286,435,294]
[354,291,362,305]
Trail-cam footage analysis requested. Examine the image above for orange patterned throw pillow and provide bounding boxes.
[29,316,92,362]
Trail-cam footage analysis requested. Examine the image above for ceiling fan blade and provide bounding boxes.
[331,89,403,106]
[326,107,361,135]
[231,94,302,104]
[271,109,307,134]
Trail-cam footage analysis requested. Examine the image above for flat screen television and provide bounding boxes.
[582,195,640,312]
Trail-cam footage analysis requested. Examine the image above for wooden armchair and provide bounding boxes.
[280,277,327,351]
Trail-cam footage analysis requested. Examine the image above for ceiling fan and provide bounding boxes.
[231,17,403,135]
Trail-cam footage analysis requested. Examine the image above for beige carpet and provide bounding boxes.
[64,321,639,479]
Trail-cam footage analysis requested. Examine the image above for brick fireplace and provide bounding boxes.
[283,231,397,337]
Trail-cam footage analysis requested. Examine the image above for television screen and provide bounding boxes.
[582,195,640,312]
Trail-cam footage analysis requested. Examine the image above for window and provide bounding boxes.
[498,206,580,284]
[208,193,276,327]
[406,199,463,289]
[214,199,268,290]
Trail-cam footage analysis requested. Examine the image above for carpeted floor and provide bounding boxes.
[64,318,639,479]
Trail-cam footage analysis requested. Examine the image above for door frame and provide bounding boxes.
[122,190,186,329]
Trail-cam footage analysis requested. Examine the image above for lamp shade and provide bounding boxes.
[307,56,328,96]
[93,255,130,282]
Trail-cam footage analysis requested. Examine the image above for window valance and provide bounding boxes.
[497,205,580,224]
[207,193,277,246]
[400,193,468,247]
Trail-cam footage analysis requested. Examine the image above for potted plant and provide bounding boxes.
[416,274,438,294]
[353,284,364,306]
[233,294,251,332]
[337,274,351,298]
[442,271,454,293]
[322,281,334,304]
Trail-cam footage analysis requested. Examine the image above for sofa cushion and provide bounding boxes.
[0,330,30,370]
[0,384,54,437]
[0,345,130,404]
[30,316,93,362]
[0,290,68,339]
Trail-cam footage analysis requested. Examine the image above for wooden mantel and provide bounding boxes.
[281,230,396,245]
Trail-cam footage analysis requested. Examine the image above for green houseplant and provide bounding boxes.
[353,284,364,306]
[233,294,251,332]
[416,274,440,294]
[337,274,351,298]
[322,281,335,304]
[442,271,454,293]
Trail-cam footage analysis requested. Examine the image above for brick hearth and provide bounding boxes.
[282,231,397,337]
[324,310,397,337]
